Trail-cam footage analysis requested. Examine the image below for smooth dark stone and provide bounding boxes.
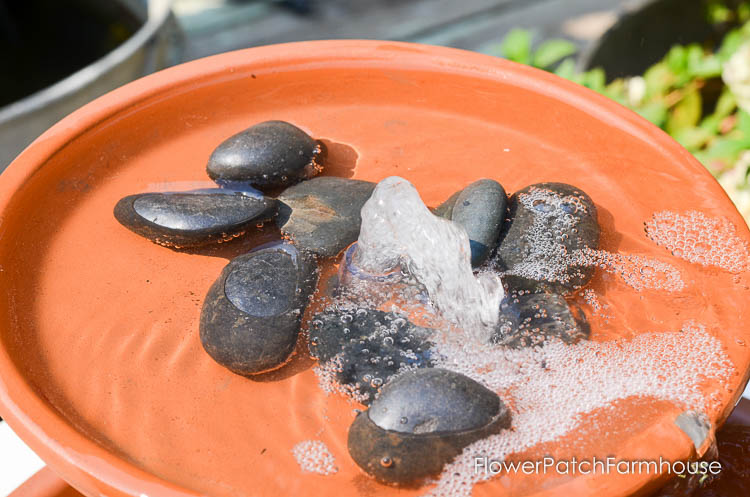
[309,307,434,403]
[491,292,590,348]
[493,182,599,294]
[431,190,460,218]
[206,120,324,189]
[276,177,376,257]
[348,368,511,485]
[368,368,504,433]
[451,179,507,267]
[114,190,276,248]
[432,180,507,267]
[200,242,318,375]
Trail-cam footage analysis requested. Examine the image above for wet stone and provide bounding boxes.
[347,368,511,485]
[276,177,376,257]
[491,292,590,348]
[450,179,507,267]
[493,182,600,294]
[309,307,434,404]
[114,190,276,248]
[431,190,460,219]
[206,120,324,189]
[200,242,318,376]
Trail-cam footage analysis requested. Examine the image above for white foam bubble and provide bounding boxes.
[645,210,750,272]
[572,248,685,292]
[501,188,686,292]
[291,440,338,475]
[425,322,734,497]
[503,187,591,286]
[313,354,374,404]
[581,288,611,319]
[310,183,737,495]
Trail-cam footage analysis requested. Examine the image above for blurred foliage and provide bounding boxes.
[498,29,578,69]
[494,20,750,177]
[492,1,750,220]
[706,0,750,24]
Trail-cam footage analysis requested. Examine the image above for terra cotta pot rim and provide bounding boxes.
[0,40,745,497]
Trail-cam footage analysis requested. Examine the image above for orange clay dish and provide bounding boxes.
[0,41,749,497]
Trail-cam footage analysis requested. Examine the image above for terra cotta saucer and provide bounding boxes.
[0,41,748,497]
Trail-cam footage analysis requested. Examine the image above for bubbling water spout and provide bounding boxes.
[354,176,504,341]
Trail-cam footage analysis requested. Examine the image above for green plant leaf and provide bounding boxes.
[700,114,722,135]
[740,2,750,22]
[582,68,606,93]
[643,62,676,98]
[737,109,750,135]
[718,29,744,62]
[500,29,532,65]
[673,127,713,151]
[666,45,688,75]
[532,39,578,69]
[688,54,722,78]
[553,58,577,80]
[699,89,737,135]
[691,150,713,170]
[666,87,703,134]
[602,78,627,102]
[569,71,586,86]
[635,101,669,126]
[681,44,721,79]
[707,0,732,24]
[702,133,750,164]
[714,88,737,119]
[717,88,736,116]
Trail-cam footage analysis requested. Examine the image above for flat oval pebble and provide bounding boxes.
[224,251,299,318]
[492,291,590,348]
[199,242,318,375]
[206,120,324,189]
[450,179,507,267]
[276,177,376,257]
[348,368,511,485]
[493,182,599,293]
[114,190,276,248]
[309,307,434,403]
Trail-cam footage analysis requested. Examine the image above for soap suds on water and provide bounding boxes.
[645,210,750,272]
[572,248,685,292]
[502,188,686,292]
[425,322,733,497]
[580,288,611,319]
[292,440,338,475]
[313,354,377,405]
[504,187,593,287]
[308,177,739,495]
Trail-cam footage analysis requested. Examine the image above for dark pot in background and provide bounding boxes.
[578,0,737,79]
[0,0,182,171]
